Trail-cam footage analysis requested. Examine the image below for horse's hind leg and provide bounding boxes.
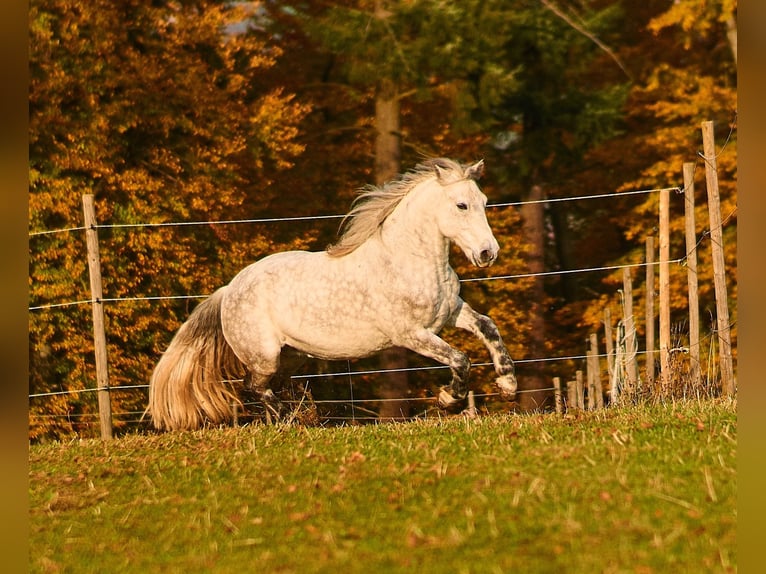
[243,370,282,422]
[224,316,286,422]
[241,348,285,422]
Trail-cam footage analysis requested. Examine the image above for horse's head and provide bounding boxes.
[431,159,499,268]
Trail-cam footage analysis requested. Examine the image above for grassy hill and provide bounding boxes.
[29,400,736,573]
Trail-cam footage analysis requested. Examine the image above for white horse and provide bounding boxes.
[148,158,517,431]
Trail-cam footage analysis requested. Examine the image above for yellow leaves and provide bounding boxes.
[248,90,311,169]
[622,63,736,205]
[641,66,736,123]
[648,0,736,37]
[647,0,737,66]
[29,1,316,439]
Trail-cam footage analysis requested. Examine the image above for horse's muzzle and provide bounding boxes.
[474,248,497,268]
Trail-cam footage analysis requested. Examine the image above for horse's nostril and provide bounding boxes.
[480,249,493,263]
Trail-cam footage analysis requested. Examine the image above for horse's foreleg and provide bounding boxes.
[454,303,517,401]
[401,330,471,410]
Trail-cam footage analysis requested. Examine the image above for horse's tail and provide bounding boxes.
[148,287,246,431]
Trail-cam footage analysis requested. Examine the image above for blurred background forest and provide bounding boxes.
[28,0,737,440]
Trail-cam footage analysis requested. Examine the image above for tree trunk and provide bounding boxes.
[375,82,401,186]
[518,184,550,411]
[725,16,737,65]
[374,78,410,420]
[549,202,576,301]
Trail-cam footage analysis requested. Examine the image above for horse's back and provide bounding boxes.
[221,249,393,361]
[222,249,323,324]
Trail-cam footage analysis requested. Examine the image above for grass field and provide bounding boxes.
[29,400,736,573]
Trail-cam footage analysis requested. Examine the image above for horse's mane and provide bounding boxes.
[327,158,469,257]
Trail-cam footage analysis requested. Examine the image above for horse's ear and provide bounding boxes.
[465,160,484,180]
[433,161,451,183]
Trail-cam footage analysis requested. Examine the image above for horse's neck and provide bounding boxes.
[377,183,451,270]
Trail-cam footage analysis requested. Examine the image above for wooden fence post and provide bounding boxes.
[683,162,702,388]
[658,187,671,391]
[611,321,620,404]
[82,194,113,440]
[622,268,639,398]
[588,333,604,409]
[701,121,736,396]
[552,377,563,415]
[465,390,477,418]
[566,380,576,412]
[232,401,239,426]
[586,342,596,411]
[604,308,614,389]
[645,236,655,387]
[575,370,585,410]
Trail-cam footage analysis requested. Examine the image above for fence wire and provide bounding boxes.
[27,258,687,312]
[28,185,684,308]
[28,388,559,427]
[28,186,675,238]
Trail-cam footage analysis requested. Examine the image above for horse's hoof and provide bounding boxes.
[495,374,517,401]
[437,388,466,410]
[261,389,285,423]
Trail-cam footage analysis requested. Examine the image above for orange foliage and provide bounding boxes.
[573,1,737,390]
[29,0,308,439]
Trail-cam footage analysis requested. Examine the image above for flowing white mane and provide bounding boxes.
[326,158,470,257]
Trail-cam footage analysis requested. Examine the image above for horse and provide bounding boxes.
[148,158,518,431]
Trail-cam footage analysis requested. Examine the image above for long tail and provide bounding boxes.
[148,288,246,431]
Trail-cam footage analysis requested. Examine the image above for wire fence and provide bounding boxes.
[28,186,679,239]
[28,185,685,312]
[28,350,610,400]
[27,182,725,430]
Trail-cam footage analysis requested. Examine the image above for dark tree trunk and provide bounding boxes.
[518,184,552,411]
[549,202,577,302]
[374,78,410,420]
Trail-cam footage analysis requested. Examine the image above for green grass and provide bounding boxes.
[29,400,736,573]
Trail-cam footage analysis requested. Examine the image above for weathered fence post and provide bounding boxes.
[683,162,702,388]
[645,236,655,387]
[82,194,113,440]
[604,308,614,401]
[575,370,585,410]
[465,390,477,418]
[658,187,671,391]
[566,380,576,412]
[588,333,604,409]
[622,268,639,398]
[611,321,624,404]
[552,377,563,415]
[701,121,736,396]
[586,342,596,411]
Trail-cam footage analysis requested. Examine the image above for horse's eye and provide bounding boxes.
[456,202,468,211]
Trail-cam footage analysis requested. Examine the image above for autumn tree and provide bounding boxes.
[562,0,737,396]
[29,0,308,439]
